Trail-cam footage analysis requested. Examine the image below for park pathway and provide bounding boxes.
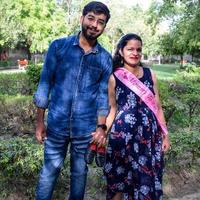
[0,68,25,73]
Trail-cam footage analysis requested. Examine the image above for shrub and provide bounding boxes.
[0,95,36,135]
[158,80,177,124]
[0,135,71,199]
[157,68,200,132]
[0,60,15,67]
[166,131,200,167]
[170,71,200,130]
[0,73,32,95]
[0,136,43,178]
[26,63,42,91]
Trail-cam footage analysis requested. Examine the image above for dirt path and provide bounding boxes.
[169,192,200,200]
[163,166,200,200]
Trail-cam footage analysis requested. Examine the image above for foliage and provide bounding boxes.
[26,63,43,91]
[0,136,43,178]
[0,135,71,199]
[166,131,200,167]
[171,69,200,129]
[152,64,200,132]
[0,60,15,67]
[0,0,176,58]
[0,95,36,135]
[157,80,177,125]
[1,132,200,198]
[0,64,43,96]
[149,0,200,59]
[0,0,69,57]
[0,72,32,95]
[0,64,200,198]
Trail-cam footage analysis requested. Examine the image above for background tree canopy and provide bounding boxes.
[0,0,200,62]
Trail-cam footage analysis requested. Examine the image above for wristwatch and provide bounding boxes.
[97,124,107,131]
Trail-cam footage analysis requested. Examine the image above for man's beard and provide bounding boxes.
[81,25,101,41]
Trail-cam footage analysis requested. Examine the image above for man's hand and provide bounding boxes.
[35,121,47,144]
[91,128,107,147]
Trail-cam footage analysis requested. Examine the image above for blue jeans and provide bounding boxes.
[36,131,91,200]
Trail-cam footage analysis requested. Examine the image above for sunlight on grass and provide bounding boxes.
[150,64,180,80]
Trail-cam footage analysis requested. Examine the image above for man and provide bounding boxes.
[34,1,111,200]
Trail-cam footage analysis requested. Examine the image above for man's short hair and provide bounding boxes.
[82,1,110,23]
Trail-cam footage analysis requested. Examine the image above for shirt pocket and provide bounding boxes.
[81,66,102,91]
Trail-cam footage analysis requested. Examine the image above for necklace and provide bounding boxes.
[132,67,140,78]
[124,66,141,78]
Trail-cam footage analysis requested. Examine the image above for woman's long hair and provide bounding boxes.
[113,33,143,72]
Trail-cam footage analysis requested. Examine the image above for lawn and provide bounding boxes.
[150,64,180,80]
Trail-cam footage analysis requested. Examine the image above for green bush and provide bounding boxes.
[0,73,32,95]
[0,60,15,67]
[0,136,43,178]
[0,136,42,199]
[0,64,43,96]
[0,95,36,135]
[170,71,200,129]
[166,131,200,167]
[0,136,71,199]
[158,80,177,123]
[26,63,43,91]
[157,68,200,132]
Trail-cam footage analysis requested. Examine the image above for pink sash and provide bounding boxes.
[114,67,168,135]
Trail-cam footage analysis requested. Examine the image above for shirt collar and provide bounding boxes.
[73,32,99,54]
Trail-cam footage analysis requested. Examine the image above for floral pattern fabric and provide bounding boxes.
[104,67,164,200]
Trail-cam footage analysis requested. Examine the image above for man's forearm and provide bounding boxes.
[36,108,46,124]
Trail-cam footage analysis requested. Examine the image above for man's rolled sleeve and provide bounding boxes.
[33,93,49,109]
[33,40,58,109]
[97,56,112,116]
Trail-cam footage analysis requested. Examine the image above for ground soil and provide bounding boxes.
[4,166,200,200]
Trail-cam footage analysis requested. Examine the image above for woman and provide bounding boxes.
[104,33,170,200]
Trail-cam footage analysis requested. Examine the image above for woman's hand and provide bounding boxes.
[162,134,170,152]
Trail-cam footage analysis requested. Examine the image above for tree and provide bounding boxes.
[0,0,69,59]
[147,0,200,62]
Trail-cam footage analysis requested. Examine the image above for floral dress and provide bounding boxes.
[104,67,164,200]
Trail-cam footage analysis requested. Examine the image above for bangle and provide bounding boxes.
[97,124,107,131]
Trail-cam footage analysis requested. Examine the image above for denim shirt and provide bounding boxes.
[33,33,112,137]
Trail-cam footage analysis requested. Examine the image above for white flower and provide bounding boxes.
[127,92,137,108]
[121,149,126,157]
[125,114,137,127]
[140,185,150,195]
[116,87,124,100]
[138,156,147,166]
[127,171,132,180]
[138,126,143,135]
[116,166,125,174]
[142,115,149,126]
[134,143,139,153]
[116,183,125,190]
[155,180,162,190]
[132,161,139,169]
[125,132,133,144]
[144,80,152,88]
[104,162,112,173]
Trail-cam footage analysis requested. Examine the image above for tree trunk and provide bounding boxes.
[26,46,31,60]
[180,54,183,68]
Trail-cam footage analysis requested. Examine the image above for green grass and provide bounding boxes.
[0,94,32,103]
[150,64,180,80]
